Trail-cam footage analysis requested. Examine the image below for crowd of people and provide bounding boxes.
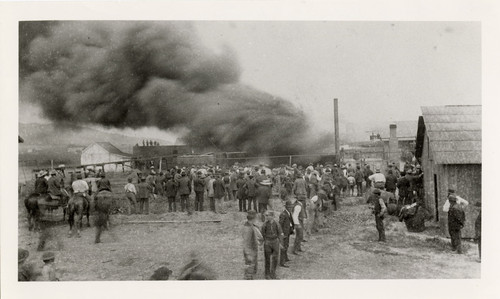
[20,160,481,281]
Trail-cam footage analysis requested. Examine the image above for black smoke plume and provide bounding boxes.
[20,21,311,155]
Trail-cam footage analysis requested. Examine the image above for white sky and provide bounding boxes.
[194,21,480,131]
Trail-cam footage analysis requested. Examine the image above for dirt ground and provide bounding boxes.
[18,176,480,280]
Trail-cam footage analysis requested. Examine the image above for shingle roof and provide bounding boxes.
[416,105,481,164]
[95,142,132,157]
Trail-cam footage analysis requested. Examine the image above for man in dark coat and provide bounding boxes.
[256,180,272,221]
[193,171,206,212]
[245,175,258,212]
[236,174,247,212]
[47,170,63,203]
[448,194,466,254]
[178,172,192,214]
[354,166,364,197]
[213,174,226,214]
[97,173,112,192]
[260,210,284,280]
[164,174,177,212]
[364,165,374,192]
[367,189,387,242]
[385,170,398,195]
[396,171,410,205]
[279,200,294,267]
[242,210,263,279]
[475,201,481,261]
[34,170,48,195]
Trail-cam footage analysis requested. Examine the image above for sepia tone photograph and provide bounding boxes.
[15,20,482,282]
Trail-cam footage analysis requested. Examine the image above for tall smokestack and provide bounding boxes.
[388,123,399,163]
[334,98,339,154]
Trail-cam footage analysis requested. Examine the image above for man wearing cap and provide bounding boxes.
[368,168,386,190]
[242,210,264,279]
[448,194,466,254]
[34,170,48,195]
[260,210,284,279]
[193,171,206,212]
[367,189,387,242]
[279,200,295,267]
[443,189,469,212]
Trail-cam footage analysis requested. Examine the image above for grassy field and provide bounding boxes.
[18,172,480,280]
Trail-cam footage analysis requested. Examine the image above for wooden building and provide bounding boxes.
[81,142,132,172]
[415,105,481,238]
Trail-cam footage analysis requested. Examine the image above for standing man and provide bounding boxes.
[291,196,304,254]
[223,172,232,201]
[385,170,398,195]
[260,211,284,280]
[443,189,469,212]
[241,210,263,280]
[245,175,258,212]
[397,171,410,205]
[137,176,150,215]
[256,179,273,221]
[448,194,465,254]
[475,201,481,262]
[193,171,206,212]
[146,170,156,202]
[236,173,247,212]
[354,166,364,197]
[178,171,192,214]
[164,174,177,212]
[279,200,294,267]
[124,177,137,215]
[368,189,387,242]
[206,173,216,212]
[369,168,386,190]
[364,165,374,193]
[213,174,226,214]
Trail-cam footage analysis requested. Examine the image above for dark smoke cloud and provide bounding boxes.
[20,21,311,155]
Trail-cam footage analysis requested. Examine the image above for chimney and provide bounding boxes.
[388,124,399,164]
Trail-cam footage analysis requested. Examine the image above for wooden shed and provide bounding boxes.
[415,105,481,238]
[81,142,132,172]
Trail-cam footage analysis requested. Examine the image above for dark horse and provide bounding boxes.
[67,194,91,238]
[94,190,114,244]
[24,193,69,232]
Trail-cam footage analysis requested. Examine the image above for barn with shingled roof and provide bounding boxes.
[415,105,481,238]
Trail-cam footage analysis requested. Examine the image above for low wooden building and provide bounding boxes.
[81,142,132,172]
[415,105,481,238]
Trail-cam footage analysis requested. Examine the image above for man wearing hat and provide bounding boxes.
[178,171,192,214]
[260,210,284,279]
[47,170,63,202]
[71,172,89,207]
[97,172,112,192]
[164,174,178,212]
[448,194,466,254]
[124,177,137,215]
[364,165,374,192]
[443,189,469,212]
[279,200,295,267]
[244,174,258,212]
[34,170,48,195]
[18,248,35,281]
[41,252,59,281]
[241,210,264,279]
[256,179,273,220]
[368,189,387,242]
[193,171,206,212]
[137,176,151,214]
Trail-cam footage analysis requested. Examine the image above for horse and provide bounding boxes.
[94,190,115,244]
[24,193,68,232]
[67,194,90,238]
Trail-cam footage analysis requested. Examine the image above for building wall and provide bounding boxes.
[437,164,481,238]
[420,132,481,238]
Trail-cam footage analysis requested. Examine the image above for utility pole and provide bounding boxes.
[333,98,339,155]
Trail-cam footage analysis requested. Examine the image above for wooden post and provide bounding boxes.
[289,155,292,167]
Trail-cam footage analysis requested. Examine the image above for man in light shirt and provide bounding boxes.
[70,172,89,206]
[443,189,469,212]
[368,168,386,190]
[124,177,137,215]
[290,197,304,255]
